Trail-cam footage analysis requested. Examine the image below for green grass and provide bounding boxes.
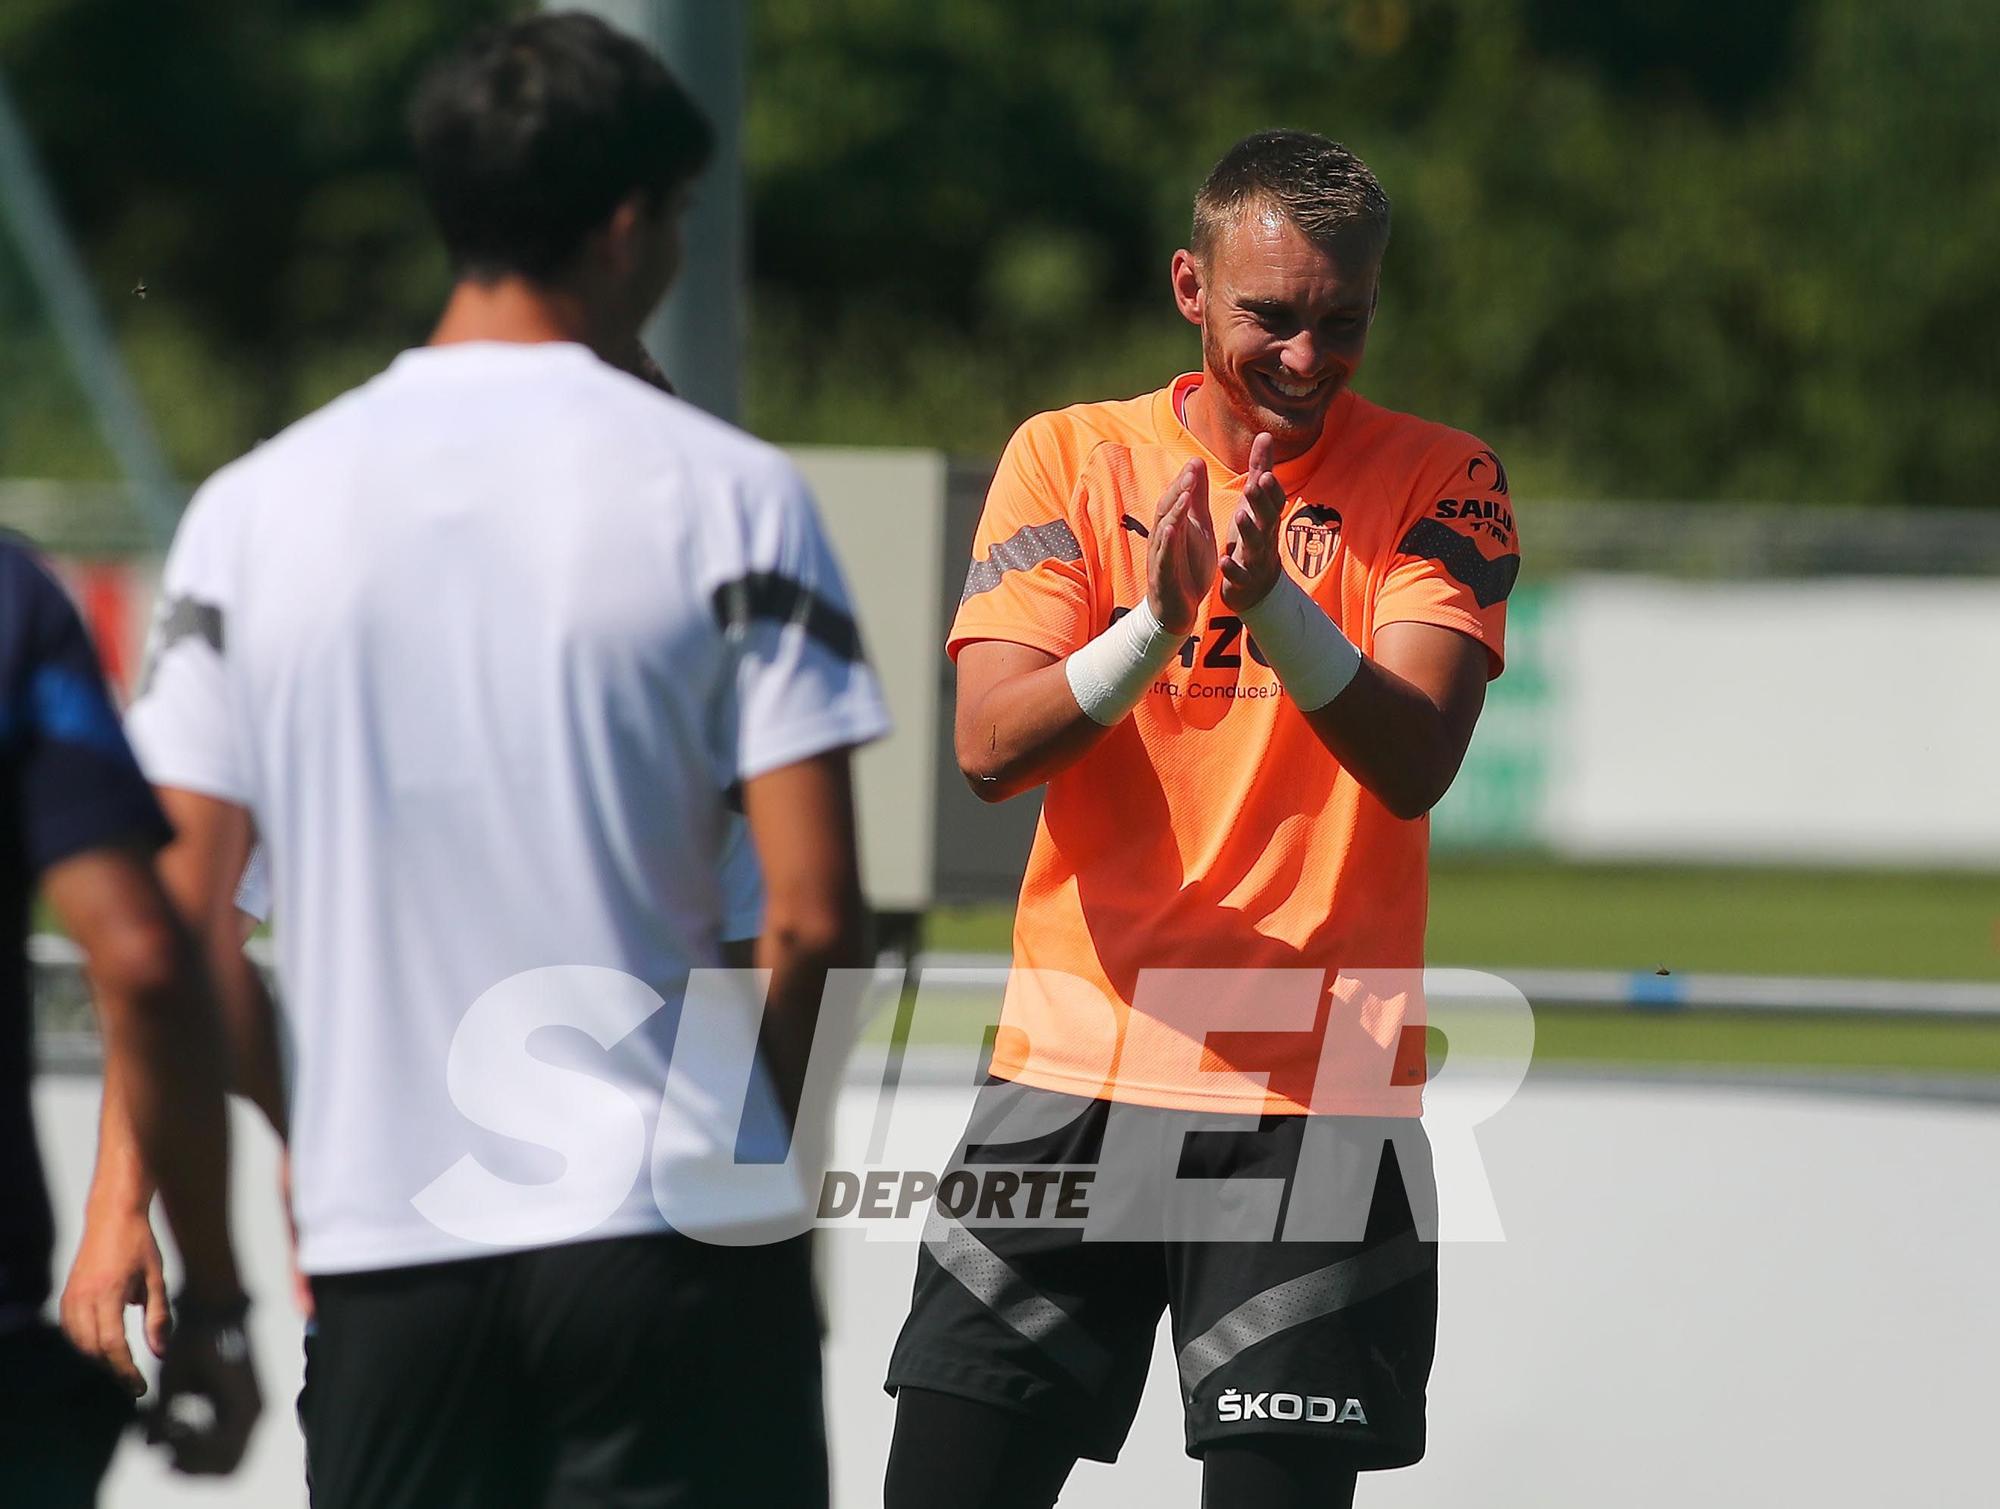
[916,861,2000,1076]
[930,861,2000,981]
[1517,1008,2000,1077]
[40,861,2000,1076]
[1423,860,2000,980]
[874,994,2000,1078]
[44,860,1998,980]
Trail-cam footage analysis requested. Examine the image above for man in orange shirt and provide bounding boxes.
[884,131,1519,1508]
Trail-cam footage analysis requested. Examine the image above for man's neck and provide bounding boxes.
[1182,377,1320,472]
[428,276,613,358]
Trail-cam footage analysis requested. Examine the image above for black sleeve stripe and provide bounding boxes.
[711,571,865,663]
[1394,518,1520,608]
[136,595,225,696]
[159,595,225,655]
[961,519,1084,603]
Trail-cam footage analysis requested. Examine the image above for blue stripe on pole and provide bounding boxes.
[1626,973,1689,1010]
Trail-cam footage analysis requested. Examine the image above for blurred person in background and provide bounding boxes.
[66,12,886,1508]
[68,818,762,1331]
[885,130,1519,1509]
[0,537,259,1500]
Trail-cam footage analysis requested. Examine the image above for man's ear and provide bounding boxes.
[599,193,650,274]
[1170,247,1205,327]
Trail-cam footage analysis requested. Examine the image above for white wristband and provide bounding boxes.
[1064,597,1183,726]
[1240,571,1362,712]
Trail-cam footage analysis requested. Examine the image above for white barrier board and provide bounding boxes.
[1549,576,2000,864]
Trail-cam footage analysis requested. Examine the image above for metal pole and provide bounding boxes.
[552,0,745,423]
[0,71,183,547]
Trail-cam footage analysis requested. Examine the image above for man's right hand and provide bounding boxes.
[149,1290,261,1475]
[60,1202,169,1398]
[1147,458,1218,634]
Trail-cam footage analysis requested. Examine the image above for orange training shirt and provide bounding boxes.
[949,375,1518,1116]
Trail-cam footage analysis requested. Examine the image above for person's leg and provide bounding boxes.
[519,1231,828,1509]
[885,1388,1082,1509]
[1171,1118,1439,1476]
[301,1257,531,1509]
[1200,1437,1359,1509]
[0,1325,131,1507]
[885,1081,1167,1483]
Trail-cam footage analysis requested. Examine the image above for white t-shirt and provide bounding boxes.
[232,823,763,941]
[129,342,890,1272]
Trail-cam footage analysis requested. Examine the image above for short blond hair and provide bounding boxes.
[1192,130,1390,263]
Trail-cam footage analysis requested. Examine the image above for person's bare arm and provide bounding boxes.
[67,792,287,1383]
[45,849,240,1312]
[63,835,287,1381]
[1293,622,1489,818]
[49,844,262,1472]
[47,847,265,1474]
[956,458,1218,802]
[61,1046,170,1395]
[150,789,287,1136]
[739,750,869,1124]
[1220,432,1491,818]
[952,641,1096,802]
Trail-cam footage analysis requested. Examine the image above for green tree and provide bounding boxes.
[4,0,1995,507]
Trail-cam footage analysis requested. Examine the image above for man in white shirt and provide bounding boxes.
[67,14,888,1506]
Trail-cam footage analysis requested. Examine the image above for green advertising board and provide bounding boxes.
[1430,583,1558,851]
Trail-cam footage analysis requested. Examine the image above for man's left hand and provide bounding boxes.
[1219,431,1286,611]
[60,1202,169,1397]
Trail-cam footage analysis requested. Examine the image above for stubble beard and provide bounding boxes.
[1200,322,1333,453]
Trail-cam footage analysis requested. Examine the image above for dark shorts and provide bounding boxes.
[885,1080,1438,1469]
[301,1232,827,1509]
[0,1323,132,1507]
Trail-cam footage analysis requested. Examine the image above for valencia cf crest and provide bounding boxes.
[1284,503,1342,579]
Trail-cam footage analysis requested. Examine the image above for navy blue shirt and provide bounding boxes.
[1,539,171,1323]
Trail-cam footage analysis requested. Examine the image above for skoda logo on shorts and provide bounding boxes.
[1284,503,1341,579]
[1216,1388,1368,1425]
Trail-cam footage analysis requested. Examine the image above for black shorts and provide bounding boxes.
[885,1080,1438,1469]
[0,1323,131,1507]
[301,1232,826,1509]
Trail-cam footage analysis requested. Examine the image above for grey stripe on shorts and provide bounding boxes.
[1176,1230,1431,1396]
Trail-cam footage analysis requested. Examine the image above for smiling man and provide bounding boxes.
[883,131,1521,1509]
